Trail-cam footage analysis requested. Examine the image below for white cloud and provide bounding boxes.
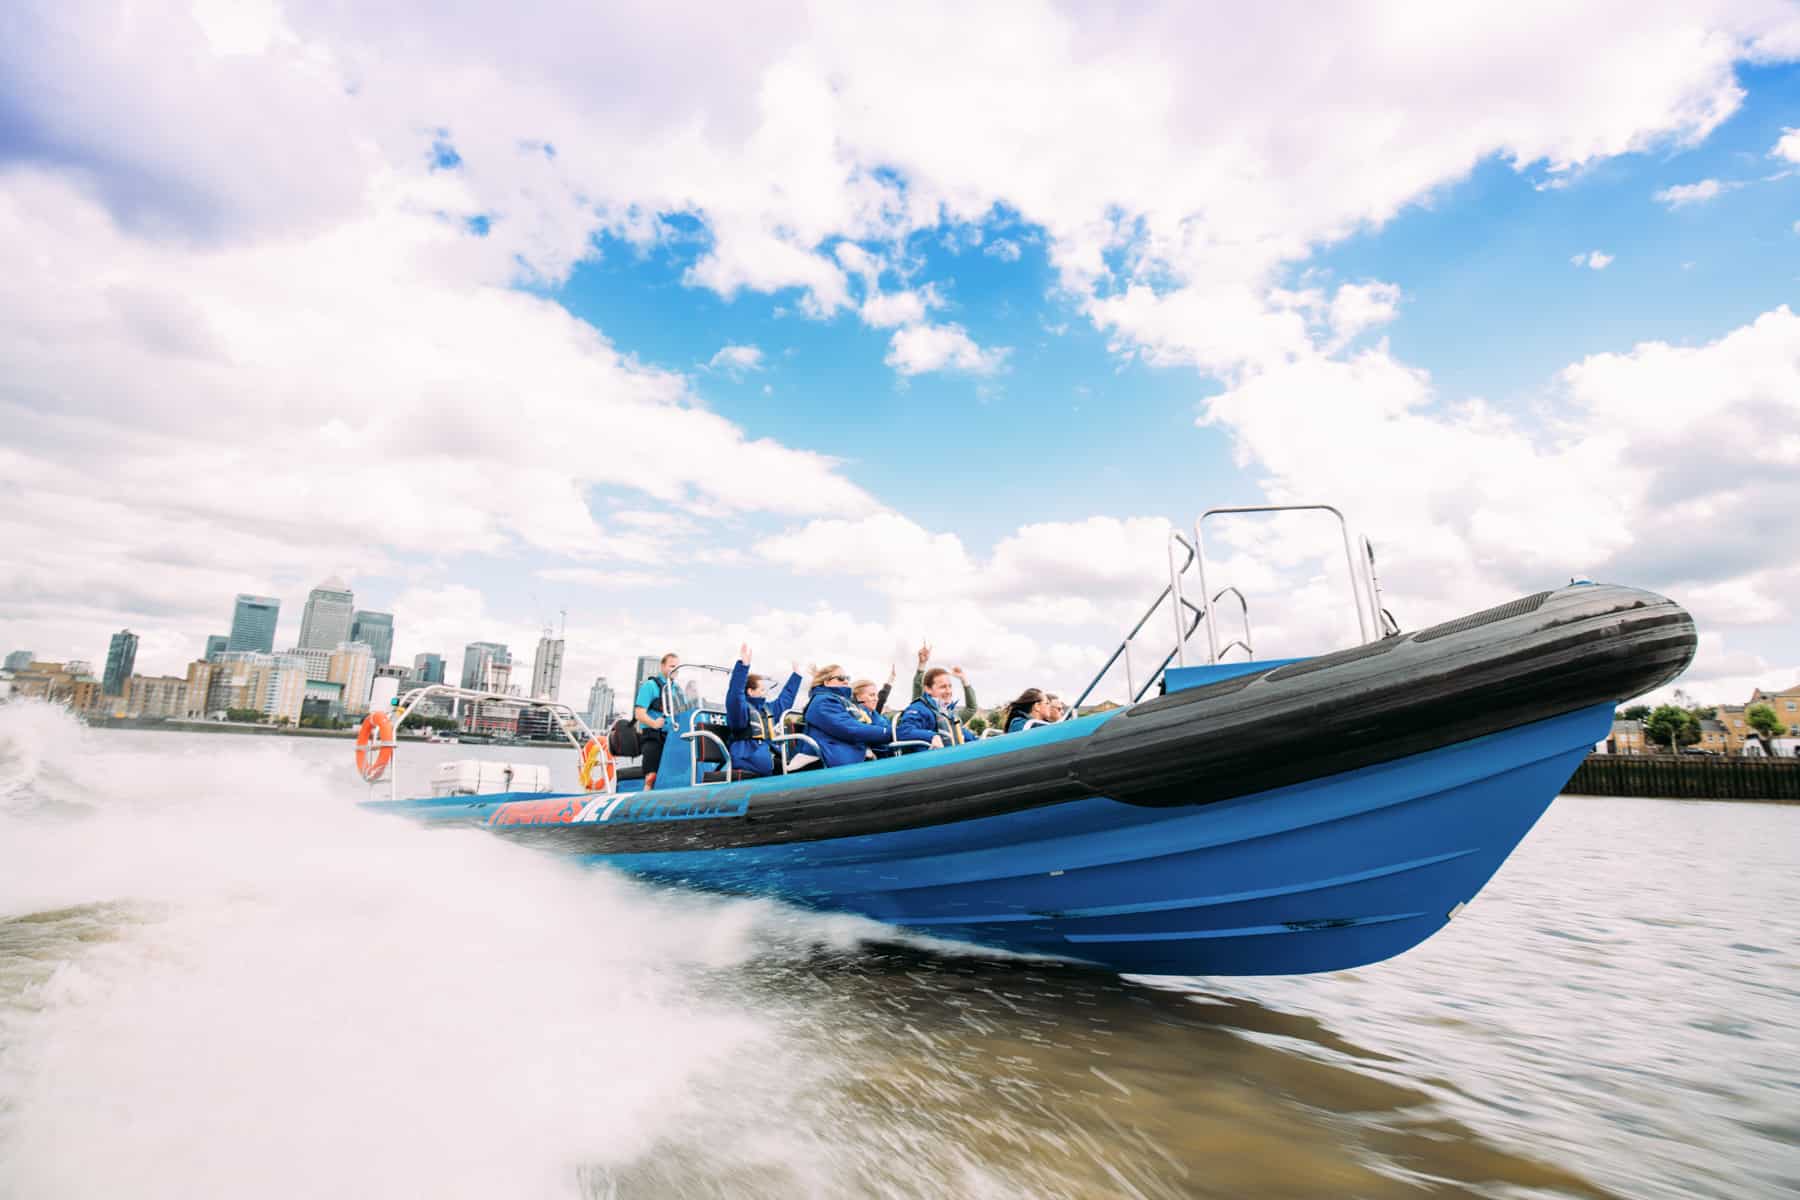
[883,322,1010,376]
[533,568,677,589]
[1772,126,1800,163]
[859,288,939,328]
[983,238,1022,262]
[1326,281,1402,345]
[0,170,877,676]
[1571,249,1614,269]
[1653,178,1737,208]
[4,1,1800,702]
[706,343,764,375]
[1194,306,1800,662]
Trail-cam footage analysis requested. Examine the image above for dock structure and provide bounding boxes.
[1567,754,1800,802]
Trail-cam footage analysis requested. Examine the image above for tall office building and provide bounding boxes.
[328,642,375,714]
[350,610,394,666]
[228,594,280,653]
[413,652,445,684]
[298,578,355,650]
[284,646,333,682]
[584,677,615,729]
[529,635,564,701]
[204,634,228,662]
[633,654,661,696]
[103,630,139,696]
[461,641,510,690]
[4,650,33,672]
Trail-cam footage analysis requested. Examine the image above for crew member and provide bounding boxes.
[632,651,681,789]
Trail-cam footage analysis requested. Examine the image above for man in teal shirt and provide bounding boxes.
[633,652,681,788]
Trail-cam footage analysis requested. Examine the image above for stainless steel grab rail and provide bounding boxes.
[1195,505,1371,662]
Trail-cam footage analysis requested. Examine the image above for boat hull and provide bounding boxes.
[567,704,1609,975]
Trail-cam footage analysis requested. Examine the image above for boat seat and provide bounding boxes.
[615,763,645,783]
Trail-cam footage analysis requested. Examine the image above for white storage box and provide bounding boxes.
[430,760,552,797]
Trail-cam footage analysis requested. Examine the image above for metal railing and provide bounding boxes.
[1069,530,1210,714]
[1194,504,1386,662]
[372,682,604,801]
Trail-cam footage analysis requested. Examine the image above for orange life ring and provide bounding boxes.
[578,737,616,792]
[356,710,395,782]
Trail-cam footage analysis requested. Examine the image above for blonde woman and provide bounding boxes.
[799,664,895,767]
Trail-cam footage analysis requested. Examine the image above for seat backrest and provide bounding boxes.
[607,718,641,757]
[693,718,730,763]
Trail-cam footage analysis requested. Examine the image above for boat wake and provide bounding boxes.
[0,702,1650,1198]
[0,704,968,1198]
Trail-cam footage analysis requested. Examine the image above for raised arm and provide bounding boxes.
[773,668,803,717]
[951,666,977,721]
[725,655,750,728]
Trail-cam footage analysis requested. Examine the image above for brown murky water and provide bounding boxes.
[1,711,1795,1198]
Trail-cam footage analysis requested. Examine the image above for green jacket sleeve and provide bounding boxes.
[911,669,925,702]
[958,682,977,723]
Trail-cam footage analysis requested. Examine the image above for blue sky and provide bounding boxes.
[1,2,1797,708]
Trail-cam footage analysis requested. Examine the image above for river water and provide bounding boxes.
[0,702,1794,1199]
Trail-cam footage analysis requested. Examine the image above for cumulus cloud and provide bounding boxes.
[706,343,764,375]
[983,238,1022,262]
[4,0,1800,701]
[1194,305,1800,699]
[884,322,1010,376]
[859,288,939,328]
[533,568,677,589]
[1654,178,1738,207]
[1326,281,1402,345]
[0,170,876,675]
[1772,126,1800,163]
[1571,249,1614,269]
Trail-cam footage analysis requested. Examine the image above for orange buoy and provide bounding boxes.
[578,737,617,792]
[355,710,396,782]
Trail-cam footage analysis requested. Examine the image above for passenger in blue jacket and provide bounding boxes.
[897,666,979,751]
[800,663,895,767]
[725,643,802,778]
[1000,688,1052,734]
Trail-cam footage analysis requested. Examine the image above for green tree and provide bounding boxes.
[1618,704,1651,722]
[1687,704,1717,721]
[1642,704,1699,752]
[401,713,459,732]
[1747,703,1783,741]
[224,706,266,723]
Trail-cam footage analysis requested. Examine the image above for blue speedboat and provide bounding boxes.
[367,571,1694,977]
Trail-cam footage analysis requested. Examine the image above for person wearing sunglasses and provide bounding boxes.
[799,663,896,768]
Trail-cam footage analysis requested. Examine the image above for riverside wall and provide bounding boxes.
[1566,754,1800,802]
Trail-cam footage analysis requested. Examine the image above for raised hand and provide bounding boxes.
[738,642,751,665]
[950,665,967,680]
[916,642,931,667]
[886,664,897,685]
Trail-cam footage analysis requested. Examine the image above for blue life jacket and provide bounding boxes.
[1006,715,1029,734]
[801,685,894,768]
[724,661,801,777]
[897,694,974,752]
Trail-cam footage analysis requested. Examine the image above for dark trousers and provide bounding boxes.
[640,729,666,788]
